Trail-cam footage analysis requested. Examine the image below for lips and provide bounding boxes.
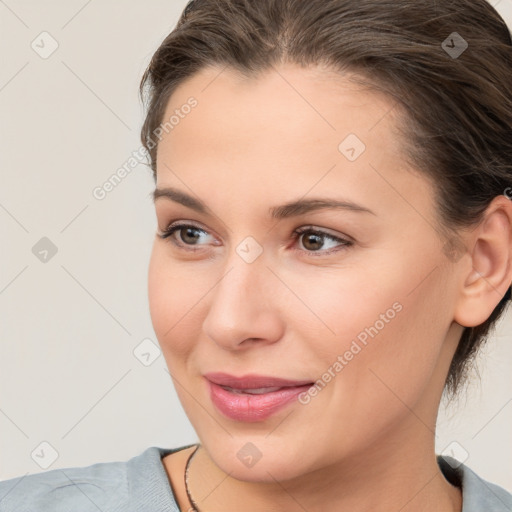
[204,372,314,422]
[204,372,314,389]
[220,386,283,395]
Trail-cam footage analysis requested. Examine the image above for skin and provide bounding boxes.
[148,63,512,512]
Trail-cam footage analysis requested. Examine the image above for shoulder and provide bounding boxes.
[437,455,512,511]
[0,445,190,512]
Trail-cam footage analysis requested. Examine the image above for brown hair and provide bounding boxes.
[139,0,512,401]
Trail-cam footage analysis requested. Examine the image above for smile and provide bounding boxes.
[204,373,314,422]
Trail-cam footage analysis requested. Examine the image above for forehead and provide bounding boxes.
[163,62,396,129]
[157,63,403,169]
[153,63,437,228]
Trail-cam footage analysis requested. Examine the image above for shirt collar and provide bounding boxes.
[437,455,512,511]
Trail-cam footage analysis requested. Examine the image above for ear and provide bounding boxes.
[453,194,512,328]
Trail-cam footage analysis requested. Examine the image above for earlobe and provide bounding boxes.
[453,195,512,328]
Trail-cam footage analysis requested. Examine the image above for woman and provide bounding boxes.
[1,0,512,510]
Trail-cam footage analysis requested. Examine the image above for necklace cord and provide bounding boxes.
[184,444,201,512]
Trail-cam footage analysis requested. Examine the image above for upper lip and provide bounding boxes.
[204,372,314,390]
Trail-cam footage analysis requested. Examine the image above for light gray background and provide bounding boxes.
[1,0,511,493]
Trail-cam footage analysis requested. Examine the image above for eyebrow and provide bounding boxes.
[152,187,376,218]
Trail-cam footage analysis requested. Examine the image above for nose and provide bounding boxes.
[202,249,285,351]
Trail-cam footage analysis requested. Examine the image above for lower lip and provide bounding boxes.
[207,381,313,422]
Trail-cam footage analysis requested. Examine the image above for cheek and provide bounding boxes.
[293,262,447,404]
[148,245,208,357]
[278,263,402,354]
[334,276,451,425]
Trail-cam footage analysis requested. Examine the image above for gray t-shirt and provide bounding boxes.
[0,445,511,511]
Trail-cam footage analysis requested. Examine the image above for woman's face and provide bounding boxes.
[148,64,464,481]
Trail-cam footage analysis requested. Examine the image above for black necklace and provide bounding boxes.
[184,444,202,512]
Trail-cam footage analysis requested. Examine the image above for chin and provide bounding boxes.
[201,435,311,483]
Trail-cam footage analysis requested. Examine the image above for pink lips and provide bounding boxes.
[204,372,314,422]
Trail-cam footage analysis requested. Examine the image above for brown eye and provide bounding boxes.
[301,232,324,251]
[158,223,215,248]
[294,227,353,255]
[178,226,203,244]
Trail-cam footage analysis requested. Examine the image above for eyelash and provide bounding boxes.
[157,222,353,256]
